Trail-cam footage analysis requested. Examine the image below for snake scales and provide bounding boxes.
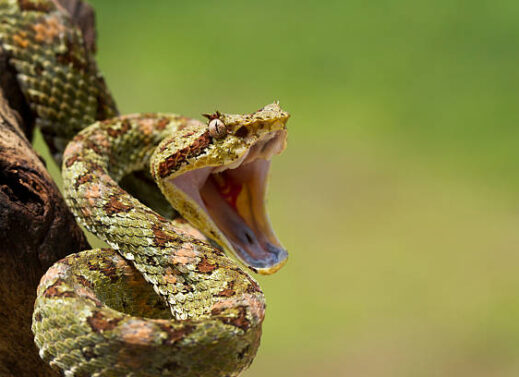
[0,1,290,376]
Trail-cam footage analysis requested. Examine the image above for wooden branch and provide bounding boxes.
[0,89,89,377]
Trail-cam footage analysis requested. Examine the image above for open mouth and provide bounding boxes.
[171,129,288,274]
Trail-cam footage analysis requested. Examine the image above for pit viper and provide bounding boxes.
[0,1,290,376]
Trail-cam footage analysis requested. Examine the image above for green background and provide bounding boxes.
[35,0,519,376]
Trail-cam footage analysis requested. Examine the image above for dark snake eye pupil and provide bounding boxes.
[235,126,249,138]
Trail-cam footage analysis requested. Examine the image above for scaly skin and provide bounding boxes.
[33,111,288,375]
[0,1,290,375]
[0,0,117,160]
[0,0,177,218]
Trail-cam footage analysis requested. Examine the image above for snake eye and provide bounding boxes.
[208,118,227,139]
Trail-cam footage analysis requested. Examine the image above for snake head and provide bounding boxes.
[152,102,290,275]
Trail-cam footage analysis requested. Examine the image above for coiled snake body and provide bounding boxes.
[0,1,289,376]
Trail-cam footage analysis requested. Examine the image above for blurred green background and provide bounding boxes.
[34,0,519,376]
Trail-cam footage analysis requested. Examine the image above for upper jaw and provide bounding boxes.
[214,128,287,173]
[221,109,290,132]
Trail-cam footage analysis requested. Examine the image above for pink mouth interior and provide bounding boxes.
[172,130,287,270]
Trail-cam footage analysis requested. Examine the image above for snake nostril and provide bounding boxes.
[235,126,249,138]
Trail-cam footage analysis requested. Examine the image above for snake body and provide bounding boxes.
[0,0,118,159]
[0,1,289,376]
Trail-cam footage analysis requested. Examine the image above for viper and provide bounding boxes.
[0,0,290,376]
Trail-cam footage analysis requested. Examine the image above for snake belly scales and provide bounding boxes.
[0,1,290,376]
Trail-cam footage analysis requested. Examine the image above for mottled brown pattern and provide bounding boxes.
[157,131,211,178]
[99,260,120,283]
[104,194,132,216]
[211,307,223,316]
[197,257,217,273]
[17,0,54,13]
[75,274,94,290]
[218,289,235,297]
[32,16,65,44]
[158,323,195,345]
[33,312,43,322]
[119,322,156,345]
[56,39,88,71]
[151,222,170,248]
[64,154,79,168]
[218,281,236,297]
[245,276,262,294]
[84,139,104,155]
[86,161,104,174]
[106,119,131,137]
[163,268,178,284]
[85,254,121,283]
[136,117,155,135]
[42,279,74,298]
[86,311,122,333]
[221,306,250,332]
[157,153,182,178]
[77,290,103,308]
[158,139,172,152]
[78,205,92,218]
[156,117,170,130]
[12,33,29,48]
[74,172,94,189]
[83,183,101,208]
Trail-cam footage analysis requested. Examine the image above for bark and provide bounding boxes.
[0,1,97,375]
[0,90,89,377]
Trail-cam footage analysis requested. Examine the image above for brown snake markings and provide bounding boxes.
[0,0,290,376]
[157,131,212,178]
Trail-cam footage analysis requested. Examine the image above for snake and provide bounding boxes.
[0,1,290,376]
